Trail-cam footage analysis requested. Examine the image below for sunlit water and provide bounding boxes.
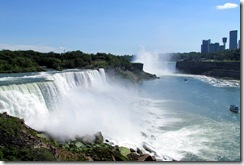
[0,66,240,161]
[136,74,240,161]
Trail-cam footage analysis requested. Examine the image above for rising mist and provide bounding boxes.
[133,48,176,76]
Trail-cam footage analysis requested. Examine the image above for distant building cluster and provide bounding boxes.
[201,30,240,53]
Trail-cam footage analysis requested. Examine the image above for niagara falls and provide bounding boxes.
[0,0,240,162]
[0,49,240,161]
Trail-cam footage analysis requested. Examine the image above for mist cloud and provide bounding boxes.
[133,48,176,76]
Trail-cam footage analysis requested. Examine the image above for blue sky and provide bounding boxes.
[0,0,240,55]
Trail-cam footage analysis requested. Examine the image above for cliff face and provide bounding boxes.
[176,61,240,80]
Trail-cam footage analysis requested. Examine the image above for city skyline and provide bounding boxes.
[201,29,239,53]
[0,0,241,55]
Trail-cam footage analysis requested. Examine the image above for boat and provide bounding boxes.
[229,105,239,113]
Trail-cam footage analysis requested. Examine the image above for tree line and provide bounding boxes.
[0,48,240,73]
[171,49,240,62]
[0,50,134,73]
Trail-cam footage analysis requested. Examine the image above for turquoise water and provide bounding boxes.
[136,74,240,161]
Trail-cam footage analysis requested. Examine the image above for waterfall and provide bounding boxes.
[0,68,141,147]
[0,69,107,124]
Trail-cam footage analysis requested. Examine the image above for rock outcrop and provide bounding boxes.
[106,68,158,83]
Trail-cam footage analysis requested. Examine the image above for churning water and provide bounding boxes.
[137,75,240,161]
[0,57,240,161]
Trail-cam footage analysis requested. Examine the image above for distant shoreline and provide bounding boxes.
[176,61,240,80]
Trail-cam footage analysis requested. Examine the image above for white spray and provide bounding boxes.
[0,69,143,146]
[133,48,176,76]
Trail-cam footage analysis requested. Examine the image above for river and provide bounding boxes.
[0,65,240,161]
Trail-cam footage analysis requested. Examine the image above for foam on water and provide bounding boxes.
[132,97,240,161]
[194,75,240,88]
[163,73,240,88]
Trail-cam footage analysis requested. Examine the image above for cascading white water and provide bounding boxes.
[0,68,142,145]
[0,83,50,121]
[0,69,107,120]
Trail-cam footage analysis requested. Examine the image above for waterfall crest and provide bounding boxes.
[0,69,107,122]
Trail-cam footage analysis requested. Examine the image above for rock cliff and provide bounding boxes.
[176,61,240,80]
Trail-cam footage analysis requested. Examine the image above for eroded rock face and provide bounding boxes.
[176,61,240,80]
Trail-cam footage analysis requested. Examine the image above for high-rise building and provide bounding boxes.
[238,40,240,49]
[222,37,227,49]
[209,43,220,53]
[201,39,210,53]
[229,30,238,49]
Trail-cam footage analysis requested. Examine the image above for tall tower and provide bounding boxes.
[229,30,238,49]
[222,37,227,49]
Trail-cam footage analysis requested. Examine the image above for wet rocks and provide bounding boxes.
[136,148,143,155]
[138,154,156,161]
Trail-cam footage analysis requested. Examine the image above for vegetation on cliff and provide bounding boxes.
[0,49,156,82]
[0,50,133,72]
[0,112,156,161]
[171,49,240,62]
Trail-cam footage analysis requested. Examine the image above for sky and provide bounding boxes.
[0,0,241,55]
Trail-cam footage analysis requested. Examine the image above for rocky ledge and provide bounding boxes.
[0,112,157,161]
[105,68,158,83]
